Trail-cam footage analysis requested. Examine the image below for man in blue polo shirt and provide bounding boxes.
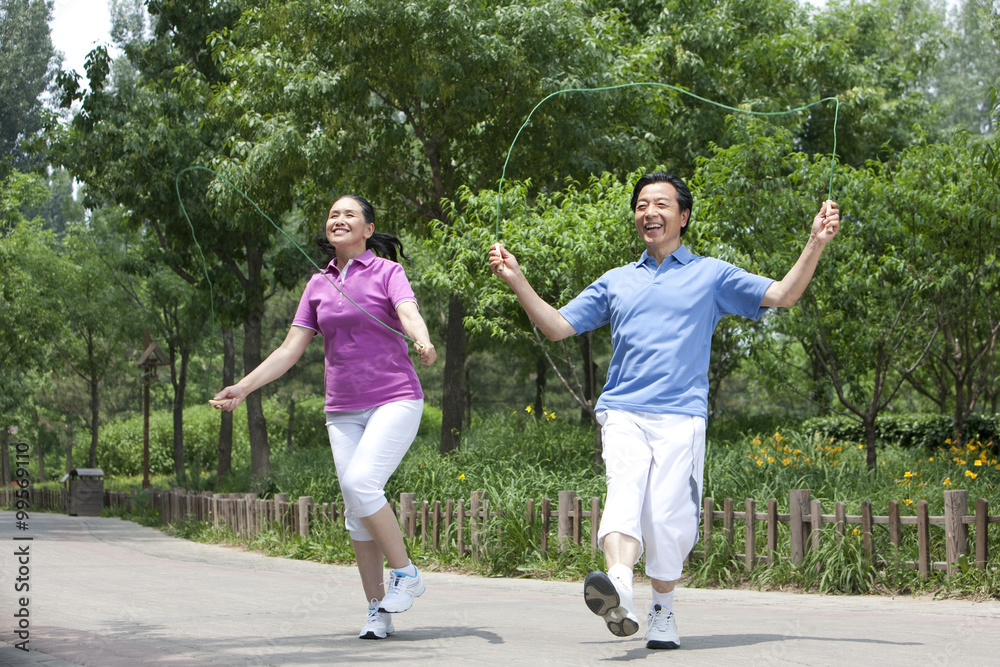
[488,171,839,650]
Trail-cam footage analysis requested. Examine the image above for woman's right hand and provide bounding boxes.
[210,385,246,412]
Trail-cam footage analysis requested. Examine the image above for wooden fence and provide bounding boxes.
[4,486,996,577]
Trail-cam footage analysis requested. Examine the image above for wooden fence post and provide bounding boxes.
[745,498,756,572]
[298,496,312,538]
[433,500,441,551]
[723,498,734,545]
[975,498,989,568]
[470,491,483,556]
[702,497,714,547]
[541,497,550,554]
[590,497,600,555]
[887,500,901,549]
[457,498,465,554]
[810,499,822,552]
[916,499,930,579]
[834,502,846,542]
[274,493,288,533]
[944,489,969,576]
[767,498,778,557]
[400,492,416,537]
[861,500,873,560]
[557,490,576,550]
[789,489,810,564]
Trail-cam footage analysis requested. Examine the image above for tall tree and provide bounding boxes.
[694,120,940,470]
[52,0,290,476]
[0,0,57,177]
[208,0,642,454]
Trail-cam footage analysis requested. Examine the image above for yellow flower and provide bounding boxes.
[767,457,775,463]
[752,437,762,446]
[793,449,801,455]
[965,470,977,479]
[904,471,913,478]
[525,405,532,413]
[858,444,864,449]
[853,528,860,536]
[547,411,556,420]
[459,474,466,481]
[974,460,983,467]
[774,432,784,442]
[943,477,951,486]
[756,460,763,467]
[782,458,791,466]
[968,443,978,451]
[903,498,913,506]
[945,438,952,445]
[928,457,934,462]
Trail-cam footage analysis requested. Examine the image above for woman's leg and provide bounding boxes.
[353,538,387,602]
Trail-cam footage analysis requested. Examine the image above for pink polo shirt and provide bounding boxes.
[292,250,423,411]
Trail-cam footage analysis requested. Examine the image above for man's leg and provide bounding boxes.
[584,410,651,637]
[640,413,706,650]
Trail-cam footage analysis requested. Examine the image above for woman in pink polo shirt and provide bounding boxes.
[212,195,436,641]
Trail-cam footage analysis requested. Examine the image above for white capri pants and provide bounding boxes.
[596,409,707,581]
[326,399,423,541]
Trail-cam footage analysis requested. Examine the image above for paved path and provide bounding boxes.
[1,511,998,666]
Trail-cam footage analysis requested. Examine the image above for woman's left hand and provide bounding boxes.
[414,340,437,365]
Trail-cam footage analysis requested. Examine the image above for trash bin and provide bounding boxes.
[68,468,104,516]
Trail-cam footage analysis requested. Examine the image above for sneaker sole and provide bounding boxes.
[646,639,680,650]
[583,572,639,637]
[378,577,426,613]
[359,630,387,640]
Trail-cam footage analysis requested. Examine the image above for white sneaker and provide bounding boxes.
[359,599,394,640]
[583,571,639,637]
[378,567,426,613]
[645,604,680,649]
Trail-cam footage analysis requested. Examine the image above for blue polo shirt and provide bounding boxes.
[558,245,773,419]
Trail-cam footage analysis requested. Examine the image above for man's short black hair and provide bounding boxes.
[630,172,693,236]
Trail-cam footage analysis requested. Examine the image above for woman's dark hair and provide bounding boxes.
[630,171,694,236]
[314,194,408,262]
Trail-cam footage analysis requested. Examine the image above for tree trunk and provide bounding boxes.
[243,241,270,475]
[952,371,967,447]
[171,344,189,482]
[216,326,235,486]
[864,414,877,472]
[286,398,295,452]
[440,293,466,455]
[88,374,99,468]
[35,436,44,483]
[534,355,546,419]
[0,428,9,486]
[577,332,602,466]
[579,331,595,423]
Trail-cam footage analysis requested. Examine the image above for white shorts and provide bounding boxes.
[596,409,706,581]
[326,399,423,541]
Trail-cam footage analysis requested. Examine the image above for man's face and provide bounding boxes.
[633,181,689,254]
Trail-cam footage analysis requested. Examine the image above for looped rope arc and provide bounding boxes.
[495,82,840,240]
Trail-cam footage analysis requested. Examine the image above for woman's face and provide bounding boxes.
[326,197,373,249]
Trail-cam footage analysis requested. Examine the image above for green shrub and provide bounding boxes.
[802,413,998,450]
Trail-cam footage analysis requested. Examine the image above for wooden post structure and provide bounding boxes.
[298,496,312,538]
[789,489,810,564]
[944,489,969,576]
[916,499,930,579]
[400,492,416,537]
[557,490,576,550]
[975,498,989,569]
[136,330,167,490]
[745,498,756,572]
